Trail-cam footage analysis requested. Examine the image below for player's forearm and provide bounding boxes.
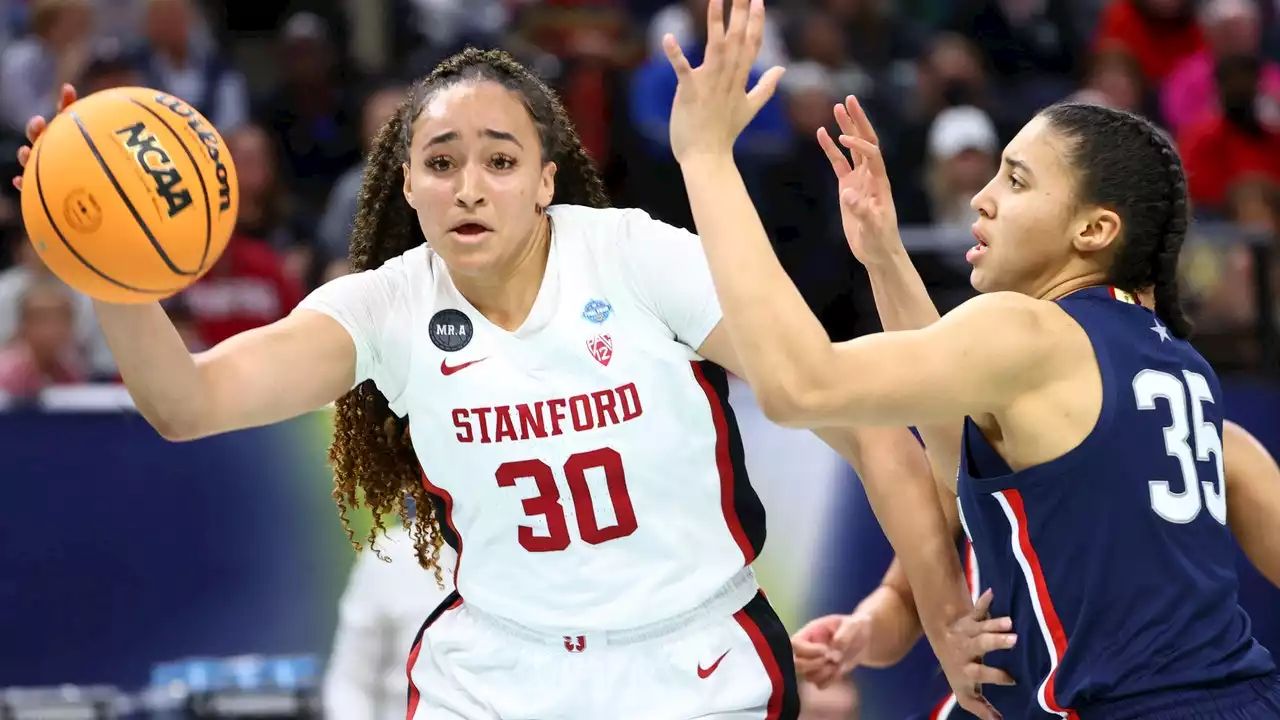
[678,156,840,420]
[819,427,971,653]
[853,584,926,668]
[93,300,208,439]
[862,251,965,485]
[864,249,942,332]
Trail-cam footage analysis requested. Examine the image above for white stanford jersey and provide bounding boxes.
[299,205,765,630]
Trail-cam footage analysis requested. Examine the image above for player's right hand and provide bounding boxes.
[792,611,873,688]
[13,83,79,192]
[816,95,904,267]
[938,588,1017,720]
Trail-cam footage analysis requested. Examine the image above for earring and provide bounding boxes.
[535,204,545,215]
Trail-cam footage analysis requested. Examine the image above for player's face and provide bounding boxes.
[403,81,556,277]
[967,115,1078,295]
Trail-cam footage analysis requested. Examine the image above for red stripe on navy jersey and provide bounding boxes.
[1002,489,1078,719]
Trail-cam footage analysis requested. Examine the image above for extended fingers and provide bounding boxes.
[966,662,1017,686]
[838,134,886,177]
[845,95,881,146]
[817,127,852,176]
[663,34,694,83]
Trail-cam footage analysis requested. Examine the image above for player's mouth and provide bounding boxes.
[449,221,493,241]
[967,225,990,264]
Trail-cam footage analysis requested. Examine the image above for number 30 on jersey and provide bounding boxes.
[1133,369,1227,525]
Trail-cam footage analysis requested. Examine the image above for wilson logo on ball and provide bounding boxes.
[152,93,233,213]
[116,122,192,218]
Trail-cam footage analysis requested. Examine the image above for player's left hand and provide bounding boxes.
[663,0,785,163]
[818,95,903,268]
[937,589,1017,720]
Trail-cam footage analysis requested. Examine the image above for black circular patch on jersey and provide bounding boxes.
[430,309,474,352]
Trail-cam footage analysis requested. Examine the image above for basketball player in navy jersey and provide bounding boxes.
[664,15,1280,717]
[795,420,1280,720]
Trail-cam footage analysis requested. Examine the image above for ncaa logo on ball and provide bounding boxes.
[430,309,473,352]
[581,299,612,324]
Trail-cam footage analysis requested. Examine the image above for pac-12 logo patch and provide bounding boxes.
[430,309,473,352]
[581,299,612,324]
[586,334,613,366]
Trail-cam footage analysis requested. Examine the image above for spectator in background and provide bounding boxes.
[324,523,456,720]
[924,105,999,229]
[77,37,142,93]
[178,125,302,347]
[789,8,875,105]
[816,0,925,102]
[1163,0,1280,136]
[0,229,113,378]
[1180,53,1280,210]
[886,33,1010,226]
[946,0,1083,114]
[1094,0,1204,84]
[0,0,94,134]
[317,82,405,282]
[1068,44,1149,113]
[254,12,362,219]
[129,0,248,133]
[221,123,311,286]
[646,0,787,69]
[0,278,87,398]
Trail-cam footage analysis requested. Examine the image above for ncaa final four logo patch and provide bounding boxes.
[581,299,612,324]
[586,334,613,366]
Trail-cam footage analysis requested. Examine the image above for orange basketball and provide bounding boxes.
[20,86,239,304]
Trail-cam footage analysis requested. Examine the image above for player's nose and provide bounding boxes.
[453,164,487,208]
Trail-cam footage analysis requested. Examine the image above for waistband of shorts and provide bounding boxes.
[463,566,760,650]
[1079,674,1280,720]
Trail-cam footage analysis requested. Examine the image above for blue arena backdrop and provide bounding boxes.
[1,377,1277,714]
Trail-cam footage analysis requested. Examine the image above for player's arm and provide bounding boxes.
[680,155,1067,432]
[857,482,964,667]
[1225,420,1280,588]
[611,210,972,651]
[698,327,971,658]
[94,262,404,441]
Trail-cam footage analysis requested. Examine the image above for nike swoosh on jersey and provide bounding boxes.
[697,650,730,679]
[440,357,488,376]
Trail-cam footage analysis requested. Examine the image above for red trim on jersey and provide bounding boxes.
[421,471,462,587]
[405,596,462,720]
[733,607,785,719]
[962,539,976,596]
[929,694,954,720]
[690,361,755,564]
[1004,490,1078,719]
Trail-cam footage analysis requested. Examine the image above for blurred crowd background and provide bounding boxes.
[0,0,1278,718]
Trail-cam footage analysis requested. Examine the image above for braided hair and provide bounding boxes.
[1040,103,1193,338]
[329,48,609,580]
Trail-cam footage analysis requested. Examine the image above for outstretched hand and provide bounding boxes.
[662,0,785,163]
[12,84,78,192]
[817,95,902,266]
[936,589,1018,720]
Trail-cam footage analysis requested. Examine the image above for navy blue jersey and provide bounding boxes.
[956,286,1274,719]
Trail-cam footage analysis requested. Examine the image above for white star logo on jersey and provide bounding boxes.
[1151,321,1170,342]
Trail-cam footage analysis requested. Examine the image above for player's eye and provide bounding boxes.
[427,156,453,172]
[1009,173,1024,190]
[490,154,517,171]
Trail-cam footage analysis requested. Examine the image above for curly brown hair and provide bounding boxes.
[328,47,611,582]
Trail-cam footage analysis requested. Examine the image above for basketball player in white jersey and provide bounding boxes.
[12,14,997,720]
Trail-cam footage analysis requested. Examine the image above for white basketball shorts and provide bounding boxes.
[403,567,799,719]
